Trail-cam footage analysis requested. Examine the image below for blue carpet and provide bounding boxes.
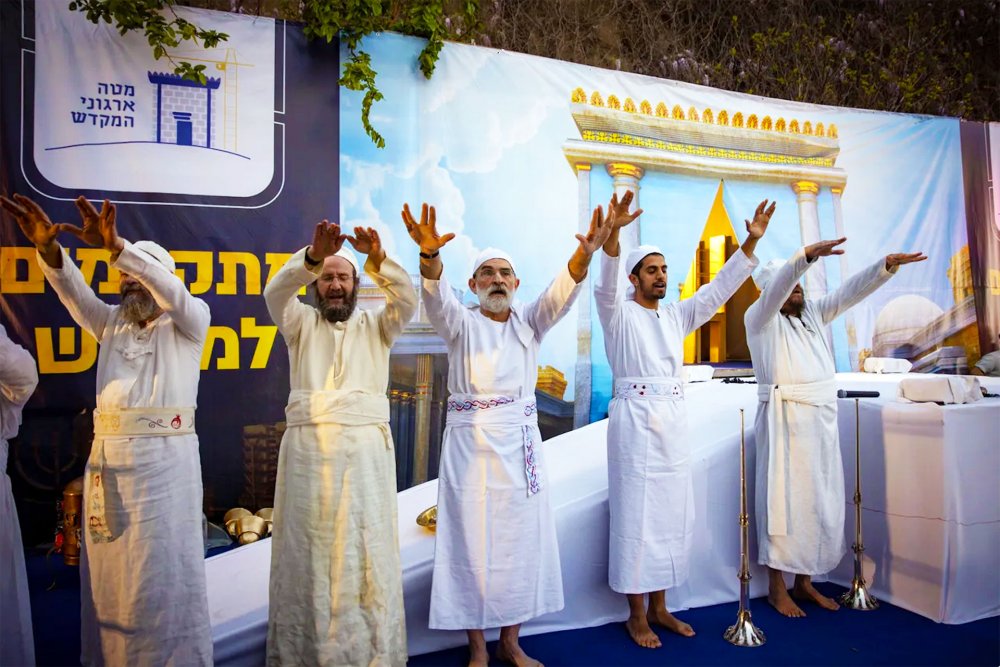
[27,550,999,666]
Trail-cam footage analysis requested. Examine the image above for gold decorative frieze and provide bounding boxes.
[581,130,836,167]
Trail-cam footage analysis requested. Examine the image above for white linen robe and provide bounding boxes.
[0,323,38,667]
[38,242,212,666]
[425,268,580,630]
[745,247,894,574]
[263,248,417,667]
[596,249,758,594]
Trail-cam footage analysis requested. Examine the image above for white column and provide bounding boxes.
[573,163,593,429]
[792,181,828,300]
[412,354,433,484]
[606,163,645,251]
[830,186,860,369]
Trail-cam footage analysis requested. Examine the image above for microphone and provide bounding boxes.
[837,390,881,399]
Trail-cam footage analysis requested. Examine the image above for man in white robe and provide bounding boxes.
[402,202,612,667]
[745,238,926,617]
[596,192,773,648]
[2,193,212,665]
[264,220,416,666]
[0,323,38,667]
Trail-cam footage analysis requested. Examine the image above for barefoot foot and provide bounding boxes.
[647,608,696,637]
[768,587,806,617]
[625,615,662,648]
[496,641,544,667]
[792,581,840,611]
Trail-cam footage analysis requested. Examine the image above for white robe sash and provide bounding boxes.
[285,388,390,427]
[758,378,837,536]
[613,376,684,401]
[446,394,541,495]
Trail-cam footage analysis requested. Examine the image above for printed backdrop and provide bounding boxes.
[2,2,997,544]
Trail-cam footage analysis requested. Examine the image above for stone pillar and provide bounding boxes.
[412,353,434,484]
[830,186,859,369]
[573,163,593,429]
[792,181,828,300]
[606,162,645,251]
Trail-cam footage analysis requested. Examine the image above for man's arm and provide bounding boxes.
[347,225,418,345]
[744,247,813,333]
[401,202,467,341]
[0,324,39,410]
[112,241,210,342]
[814,252,925,325]
[263,247,321,341]
[679,249,759,334]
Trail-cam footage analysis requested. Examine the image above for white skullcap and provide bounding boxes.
[625,244,663,275]
[472,247,517,276]
[332,246,360,273]
[133,240,176,273]
[753,259,786,291]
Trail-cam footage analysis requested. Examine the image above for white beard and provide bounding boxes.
[477,286,512,314]
[120,288,159,325]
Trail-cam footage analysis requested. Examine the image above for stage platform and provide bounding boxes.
[202,373,1000,664]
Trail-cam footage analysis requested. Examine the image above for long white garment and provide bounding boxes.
[0,324,38,667]
[595,249,758,594]
[745,247,895,574]
[425,268,580,630]
[263,247,416,667]
[37,242,212,667]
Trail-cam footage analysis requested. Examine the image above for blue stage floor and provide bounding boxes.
[27,550,999,666]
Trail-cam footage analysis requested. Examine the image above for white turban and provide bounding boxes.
[133,240,176,273]
[333,246,360,273]
[753,258,786,291]
[472,247,517,276]
[625,244,663,275]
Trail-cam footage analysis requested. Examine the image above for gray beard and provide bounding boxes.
[477,287,511,314]
[317,289,358,323]
[120,289,159,325]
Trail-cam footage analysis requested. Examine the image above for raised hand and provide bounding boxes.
[60,196,122,252]
[401,203,454,254]
[308,220,345,261]
[804,237,847,260]
[576,205,613,256]
[885,252,927,269]
[346,226,382,256]
[607,190,643,230]
[0,194,61,250]
[745,199,776,239]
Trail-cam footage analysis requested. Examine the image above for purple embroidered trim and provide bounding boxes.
[523,402,537,417]
[446,396,516,412]
[524,434,541,495]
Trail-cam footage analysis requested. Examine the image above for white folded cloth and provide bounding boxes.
[681,365,715,383]
[898,375,982,404]
[864,357,913,374]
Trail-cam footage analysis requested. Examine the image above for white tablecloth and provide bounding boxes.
[830,374,1000,624]
[204,373,1000,663]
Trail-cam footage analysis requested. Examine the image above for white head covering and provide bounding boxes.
[133,240,176,273]
[753,258,786,291]
[330,246,360,274]
[625,244,663,275]
[472,247,517,276]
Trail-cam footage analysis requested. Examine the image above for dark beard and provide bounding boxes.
[316,287,358,323]
[781,299,805,318]
[120,288,158,325]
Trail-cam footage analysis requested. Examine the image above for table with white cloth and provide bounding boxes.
[829,372,1000,624]
[203,373,1000,664]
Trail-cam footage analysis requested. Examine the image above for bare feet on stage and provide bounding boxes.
[467,630,489,667]
[625,614,662,649]
[792,577,840,611]
[495,640,544,667]
[646,607,696,637]
[768,585,806,617]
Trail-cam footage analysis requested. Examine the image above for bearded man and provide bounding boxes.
[403,201,613,667]
[263,220,417,666]
[2,193,212,666]
[745,238,926,617]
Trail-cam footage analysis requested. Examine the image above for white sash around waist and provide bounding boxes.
[757,378,838,536]
[446,394,541,496]
[93,407,195,437]
[285,389,390,427]
[613,376,684,401]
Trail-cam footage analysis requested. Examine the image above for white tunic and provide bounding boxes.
[0,323,38,667]
[746,247,894,574]
[425,269,580,629]
[38,242,212,666]
[596,249,757,593]
[263,248,416,667]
